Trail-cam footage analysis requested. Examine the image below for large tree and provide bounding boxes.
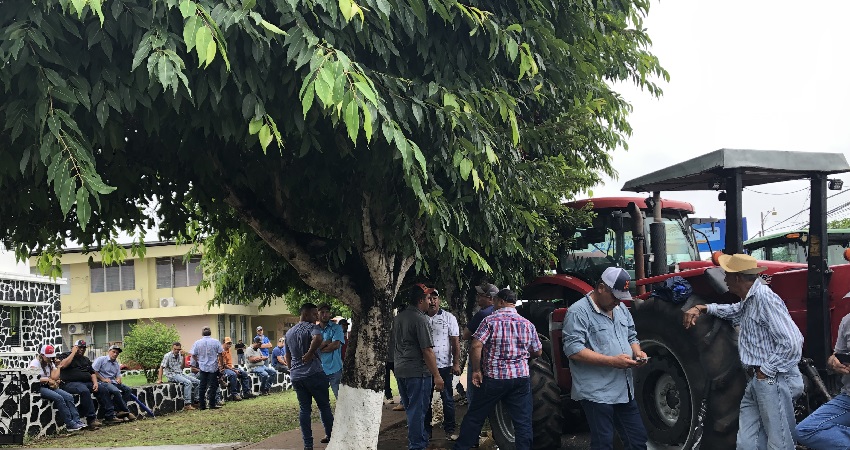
[0,0,664,446]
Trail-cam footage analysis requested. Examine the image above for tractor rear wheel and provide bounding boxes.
[490,358,563,450]
[633,296,744,449]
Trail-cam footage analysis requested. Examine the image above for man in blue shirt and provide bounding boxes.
[254,325,272,366]
[285,303,334,450]
[563,267,648,450]
[92,345,136,422]
[684,254,803,450]
[190,326,223,410]
[462,282,497,404]
[318,303,345,398]
[271,337,288,372]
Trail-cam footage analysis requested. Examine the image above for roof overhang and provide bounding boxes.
[622,149,850,192]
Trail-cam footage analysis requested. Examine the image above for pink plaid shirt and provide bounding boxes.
[473,307,541,379]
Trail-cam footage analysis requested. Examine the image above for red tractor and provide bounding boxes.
[494,149,850,449]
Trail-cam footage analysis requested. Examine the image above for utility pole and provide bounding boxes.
[759,208,777,237]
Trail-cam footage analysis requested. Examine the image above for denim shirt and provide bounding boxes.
[562,294,639,404]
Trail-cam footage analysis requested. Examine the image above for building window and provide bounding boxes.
[239,315,246,343]
[218,315,226,342]
[229,315,236,339]
[8,307,22,347]
[155,256,203,288]
[92,320,136,349]
[30,264,71,295]
[90,261,135,293]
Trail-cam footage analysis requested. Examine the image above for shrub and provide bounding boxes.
[123,320,180,383]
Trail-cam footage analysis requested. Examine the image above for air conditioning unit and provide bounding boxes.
[67,323,85,334]
[124,298,141,309]
[160,297,177,308]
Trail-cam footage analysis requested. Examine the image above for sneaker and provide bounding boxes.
[230,394,242,401]
[105,417,125,425]
[66,423,85,432]
[210,404,223,409]
[321,435,331,443]
[392,404,405,411]
[88,419,103,428]
[183,405,196,411]
[447,434,459,441]
[125,412,137,421]
[242,393,256,399]
[383,397,395,404]
[116,411,129,418]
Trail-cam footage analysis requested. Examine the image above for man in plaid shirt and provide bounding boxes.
[452,288,542,450]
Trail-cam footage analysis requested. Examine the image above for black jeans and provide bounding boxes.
[292,373,334,448]
[197,371,219,408]
[62,381,98,421]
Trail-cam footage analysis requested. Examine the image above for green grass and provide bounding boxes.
[21,389,335,448]
[17,376,401,448]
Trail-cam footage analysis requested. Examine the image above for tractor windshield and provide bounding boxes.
[559,216,697,282]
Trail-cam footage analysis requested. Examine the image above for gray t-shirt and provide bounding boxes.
[391,305,434,378]
[244,346,265,369]
[834,314,850,395]
[285,321,324,381]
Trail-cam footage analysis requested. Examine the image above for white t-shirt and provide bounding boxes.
[428,309,459,368]
[29,358,54,377]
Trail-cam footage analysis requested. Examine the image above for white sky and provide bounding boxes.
[593,0,850,238]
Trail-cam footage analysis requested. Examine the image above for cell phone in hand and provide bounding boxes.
[835,353,850,365]
[635,357,651,362]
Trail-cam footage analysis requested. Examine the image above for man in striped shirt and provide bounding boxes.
[684,253,803,450]
[452,289,541,450]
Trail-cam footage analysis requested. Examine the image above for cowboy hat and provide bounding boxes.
[718,253,767,274]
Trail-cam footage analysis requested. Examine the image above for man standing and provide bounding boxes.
[56,340,104,429]
[318,304,346,398]
[157,341,200,410]
[797,311,850,448]
[462,282,497,403]
[392,285,445,450]
[221,337,254,401]
[92,345,137,422]
[271,337,288,372]
[684,254,803,450]
[453,289,541,450]
[190,326,223,410]
[284,303,334,450]
[424,288,461,441]
[254,326,272,365]
[563,267,647,450]
[245,336,278,395]
[235,339,246,366]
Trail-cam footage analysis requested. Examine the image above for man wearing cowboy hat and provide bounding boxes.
[683,253,803,450]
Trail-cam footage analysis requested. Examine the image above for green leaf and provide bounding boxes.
[260,20,287,35]
[76,188,91,231]
[258,124,273,152]
[57,172,76,217]
[362,103,373,142]
[96,100,109,127]
[90,0,105,25]
[179,0,196,18]
[339,0,354,22]
[344,99,359,143]
[205,38,217,67]
[195,26,212,67]
[183,16,202,53]
[71,0,86,17]
[301,82,315,117]
[248,118,263,135]
[354,81,377,106]
[459,158,472,180]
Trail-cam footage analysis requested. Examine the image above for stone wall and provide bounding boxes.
[0,369,291,442]
[0,274,63,369]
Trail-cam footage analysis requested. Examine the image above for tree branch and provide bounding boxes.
[222,186,361,311]
[360,193,390,290]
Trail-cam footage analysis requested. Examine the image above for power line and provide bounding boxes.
[744,187,809,195]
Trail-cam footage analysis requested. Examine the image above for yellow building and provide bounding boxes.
[30,242,297,356]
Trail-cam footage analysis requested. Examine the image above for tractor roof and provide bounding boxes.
[621,149,850,192]
[568,197,694,213]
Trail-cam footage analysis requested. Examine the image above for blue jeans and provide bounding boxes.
[426,367,456,434]
[62,381,98,421]
[327,370,342,399]
[250,365,277,392]
[399,376,433,450]
[223,369,252,397]
[168,373,200,403]
[797,392,850,449]
[292,373,334,448]
[581,399,647,450]
[453,376,532,450]
[738,366,804,450]
[98,382,131,417]
[197,371,219,408]
[237,353,245,365]
[40,387,82,427]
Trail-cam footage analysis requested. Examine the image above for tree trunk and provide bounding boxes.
[328,294,394,450]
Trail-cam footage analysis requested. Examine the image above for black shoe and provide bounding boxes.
[320,435,331,443]
[304,447,313,450]
[211,404,223,409]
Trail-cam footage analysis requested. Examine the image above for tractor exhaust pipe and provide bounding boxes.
[650,191,667,276]
[629,202,646,295]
